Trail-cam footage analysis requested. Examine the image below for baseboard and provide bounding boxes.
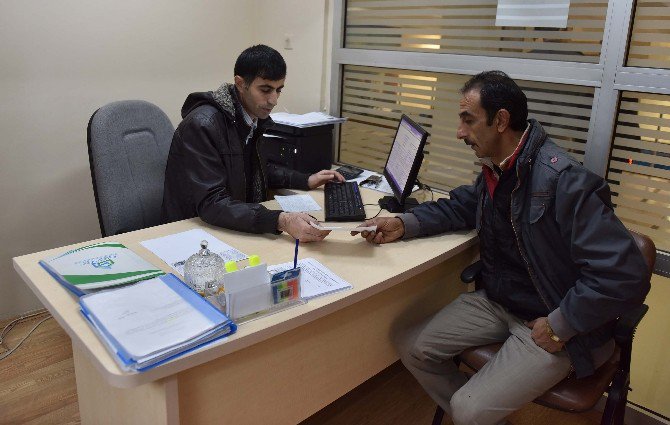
[594,397,670,425]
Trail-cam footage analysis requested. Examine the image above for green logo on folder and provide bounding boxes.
[91,257,115,269]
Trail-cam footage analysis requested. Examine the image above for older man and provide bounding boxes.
[356,71,649,424]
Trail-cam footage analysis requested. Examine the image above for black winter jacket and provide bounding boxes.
[161,84,310,234]
[404,119,649,378]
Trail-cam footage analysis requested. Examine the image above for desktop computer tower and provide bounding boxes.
[261,123,334,174]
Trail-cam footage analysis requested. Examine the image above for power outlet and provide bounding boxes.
[284,34,293,50]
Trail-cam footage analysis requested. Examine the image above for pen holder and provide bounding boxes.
[270,268,301,304]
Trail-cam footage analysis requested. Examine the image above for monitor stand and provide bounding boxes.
[378,196,419,213]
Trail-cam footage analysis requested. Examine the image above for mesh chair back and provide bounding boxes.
[87,100,174,236]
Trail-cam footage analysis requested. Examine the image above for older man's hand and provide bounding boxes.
[351,217,405,244]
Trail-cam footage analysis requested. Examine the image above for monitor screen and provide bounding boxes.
[382,115,429,211]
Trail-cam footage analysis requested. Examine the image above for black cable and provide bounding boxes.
[365,208,383,220]
[415,178,434,201]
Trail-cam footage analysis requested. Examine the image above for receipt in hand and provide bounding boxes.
[309,222,377,232]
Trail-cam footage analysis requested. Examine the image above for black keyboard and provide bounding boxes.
[324,182,366,222]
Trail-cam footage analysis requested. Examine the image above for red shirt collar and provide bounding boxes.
[482,123,530,198]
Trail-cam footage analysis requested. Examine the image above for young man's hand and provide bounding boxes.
[307,170,345,189]
[351,217,405,244]
[277,212,330,242]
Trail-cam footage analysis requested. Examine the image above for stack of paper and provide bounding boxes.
[270,112,347,128]
[79,274,236,371]
[39,242,164,297]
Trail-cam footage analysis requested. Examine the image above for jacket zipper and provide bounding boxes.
[252,127,268,200]
[233,119,249,195]
[510,159,574,368]
[510,160,551,308]
[255,130,267,200]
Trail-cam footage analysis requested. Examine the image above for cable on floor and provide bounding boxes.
[0,310,52,361]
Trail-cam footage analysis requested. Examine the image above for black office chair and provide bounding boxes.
[87,100,174,237]
[432,230,655,425]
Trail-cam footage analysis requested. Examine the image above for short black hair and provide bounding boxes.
[234,45,286,85]
[461,70,528,131]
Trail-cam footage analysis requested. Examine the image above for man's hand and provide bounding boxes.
[351,217,405,244]
[277,212,330,242]
[526,317,565,353]
[307,169,345,189]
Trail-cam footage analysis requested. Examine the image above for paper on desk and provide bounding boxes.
[274,194,321,212]
[141,229,247,276]
[270,112,346,128]
[309,222,377,232]
[268,258,352,299]
[354,170,419,195]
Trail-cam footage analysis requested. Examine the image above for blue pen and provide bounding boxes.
[293,239,299,269]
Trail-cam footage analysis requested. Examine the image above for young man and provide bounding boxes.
[162,45,342,241]
[355,71,649,424]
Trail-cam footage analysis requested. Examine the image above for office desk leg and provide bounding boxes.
[73,345,179,425]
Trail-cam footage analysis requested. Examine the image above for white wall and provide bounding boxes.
[0,0,329,319]
[250,0,329,114]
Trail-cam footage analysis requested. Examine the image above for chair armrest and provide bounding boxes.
[460,260,483,284]
[614,304,648,345]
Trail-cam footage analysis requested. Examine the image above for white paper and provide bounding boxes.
[267,258,352,299]
[274,194,322,212]
[309,222,377,232]
[496,0,570,28]
[141,229,247,276]
[81,277,216,358]
[270,111,347,128]
[356,171,419,195]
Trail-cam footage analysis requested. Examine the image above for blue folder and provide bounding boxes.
[79,273,237,372]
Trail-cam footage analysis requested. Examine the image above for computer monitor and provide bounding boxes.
[379,114,430,213]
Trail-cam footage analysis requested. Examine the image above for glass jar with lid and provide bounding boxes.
[183,240,226,308]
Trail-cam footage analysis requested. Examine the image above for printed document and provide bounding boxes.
[268,258,352,299]
[354,170,419,194]
[274,194,321,212]
[81,277,218,359]
[141,229,247,276]
[270,112,346,128]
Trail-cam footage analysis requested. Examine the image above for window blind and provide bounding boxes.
[627,0,670,69]
[339,65,594,191]
[345,0,607,63]
[607,92,670,251]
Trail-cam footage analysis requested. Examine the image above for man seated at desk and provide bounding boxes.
[355,71,649,424]
[162,44,342,242]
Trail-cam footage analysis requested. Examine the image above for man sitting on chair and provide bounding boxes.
[354,71,650,424]
[162,44,342,242]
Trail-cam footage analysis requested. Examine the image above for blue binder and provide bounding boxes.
[79,273,237,372]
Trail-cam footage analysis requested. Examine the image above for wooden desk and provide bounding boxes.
[13,188,477,425]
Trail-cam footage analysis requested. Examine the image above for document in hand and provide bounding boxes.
[79,274,236,372]
[39,242,164,297]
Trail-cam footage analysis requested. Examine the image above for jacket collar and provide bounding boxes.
[211,83,274,131]
[515,119,546,168]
